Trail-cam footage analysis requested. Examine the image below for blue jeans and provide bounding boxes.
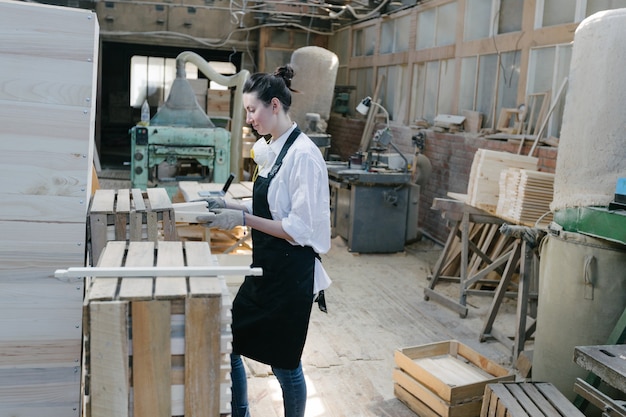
[231,354,307,417]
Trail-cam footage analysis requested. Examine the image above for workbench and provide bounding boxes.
[574,345,626,417]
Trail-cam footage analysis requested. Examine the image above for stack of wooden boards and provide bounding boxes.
[83,240,233,417]
[393,340,514,417]
[467,149,554,226]
[496,169,554,227]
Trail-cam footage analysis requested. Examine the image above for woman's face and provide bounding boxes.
[243,92,276,137]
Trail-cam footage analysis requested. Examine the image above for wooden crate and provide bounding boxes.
[84,240,231,417]
[481,382,585,416]
[87,188,177,265]
[394,340,514,417]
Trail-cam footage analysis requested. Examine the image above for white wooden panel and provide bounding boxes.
[0,339,81,368]
[0,367,81,413]
[0,277,83,342]
[0,0,98,61]
[0,222,86,270]
[0,54,95,106]
[0,1,98,415]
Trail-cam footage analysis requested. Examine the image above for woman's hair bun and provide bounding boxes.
[273,65,295,90]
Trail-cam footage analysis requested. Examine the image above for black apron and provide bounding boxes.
[231,127,316,370]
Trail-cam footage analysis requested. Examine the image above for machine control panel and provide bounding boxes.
[134,126,149,146]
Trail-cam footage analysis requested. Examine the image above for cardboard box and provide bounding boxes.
[394,340,514,417]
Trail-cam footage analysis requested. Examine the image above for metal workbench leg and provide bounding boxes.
[459,212,470,312]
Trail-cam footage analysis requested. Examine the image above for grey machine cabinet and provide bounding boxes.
[329,165,412,253]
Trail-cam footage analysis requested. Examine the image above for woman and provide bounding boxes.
[197,64,331,417]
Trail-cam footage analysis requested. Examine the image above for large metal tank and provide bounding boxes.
[535,8,626,404]
[533,229,626,400]
[288,46,339,132]
[551,8,626,212]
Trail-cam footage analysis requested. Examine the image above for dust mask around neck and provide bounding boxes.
[250,138,273,169]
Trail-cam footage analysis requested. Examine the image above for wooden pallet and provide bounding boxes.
[87,188,177,265]
[83,240,231,417]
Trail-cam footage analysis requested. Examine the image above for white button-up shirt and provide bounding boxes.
[243,123,331,255]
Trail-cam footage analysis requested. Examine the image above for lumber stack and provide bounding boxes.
[0,2,98,416]
[496,169,555,227]
[467,150,538,213]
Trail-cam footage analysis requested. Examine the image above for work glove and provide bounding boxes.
[193,196,226,210]
[197,209,245,230]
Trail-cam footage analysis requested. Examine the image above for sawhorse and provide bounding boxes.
[480,225,543,362]
[425,197,540,361]
[424,197,509,318]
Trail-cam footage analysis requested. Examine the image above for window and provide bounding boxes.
[352,25,377,57]
[458,51,520,128]
[585,0,626,16]
[377,65,409,122]
[527,44,572,138]
[411,58,456,124]
[381,15,410,54]
[329,28,350,85]
[130,56,235,108]
[130,56,197,108]
[464,0,522,40]
[417,2,457,49]
[536,0,626,27]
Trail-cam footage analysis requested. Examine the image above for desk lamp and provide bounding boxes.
[356,96,408,172]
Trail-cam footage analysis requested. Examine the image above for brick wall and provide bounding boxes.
[327,114,558,244]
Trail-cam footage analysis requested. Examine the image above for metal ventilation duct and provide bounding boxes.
[149,65,215,128]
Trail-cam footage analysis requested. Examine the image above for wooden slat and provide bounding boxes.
[185,296,222,417]
[154,241,187,299]
[504,384,546,417]
[535,382,586,416]
[115,189,131,240]
[185,241,222,297]
[131,189,147,211]
[89,241,126,301]
[146,187,173,211]
[118,242,155,301]
[90,301,129,417]
[132,299,172,417]
[518,383,562,416]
